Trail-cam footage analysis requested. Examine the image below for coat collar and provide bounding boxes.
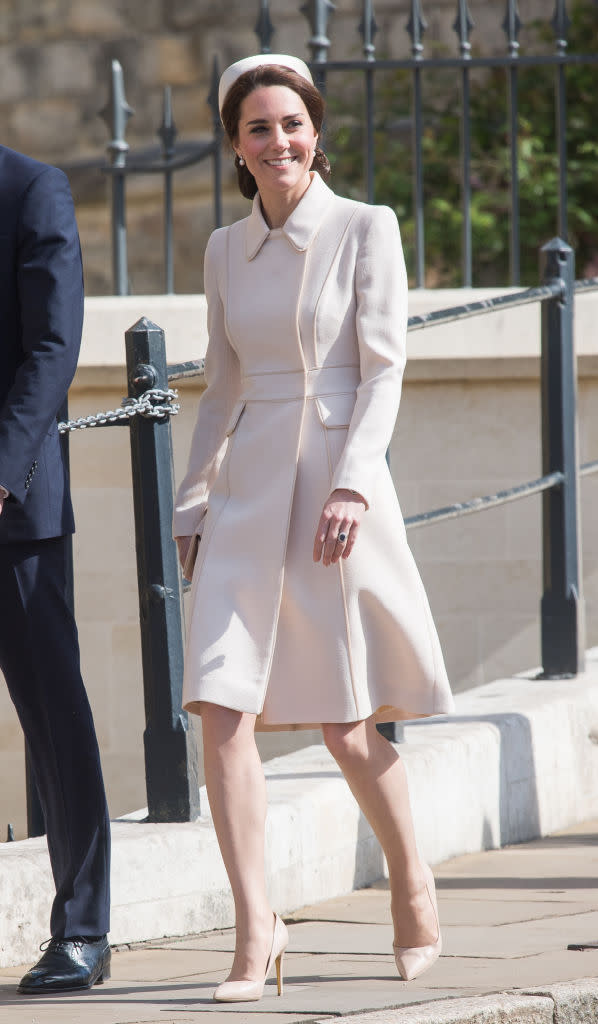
[245,172,334,260]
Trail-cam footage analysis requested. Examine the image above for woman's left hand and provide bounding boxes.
[313,488,367,566]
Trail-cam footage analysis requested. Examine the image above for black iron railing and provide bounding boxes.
[403,242,589,679]
[82,2,598,294]
[274,0,597,287]
[98,57,223,296]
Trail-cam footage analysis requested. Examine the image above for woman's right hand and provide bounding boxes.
[175,535,193,569]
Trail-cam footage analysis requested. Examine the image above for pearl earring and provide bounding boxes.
[238,155,245,166]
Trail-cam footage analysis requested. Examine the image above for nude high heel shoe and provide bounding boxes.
[213,913,288,1002]
[393,864,442,982]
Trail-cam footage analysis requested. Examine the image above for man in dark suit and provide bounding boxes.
[0,145,111,993]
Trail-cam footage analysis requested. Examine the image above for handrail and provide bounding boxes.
[580,459,598,479]
[407,282,563,332]
[404,458,598,530]
[404,472,564,530]
[168,359,205,382]
[573,278,598,295]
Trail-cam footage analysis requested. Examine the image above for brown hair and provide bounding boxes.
[220,64,331,199]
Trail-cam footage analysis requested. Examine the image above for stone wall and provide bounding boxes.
[1,0,553,294]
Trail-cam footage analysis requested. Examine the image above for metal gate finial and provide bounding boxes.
[158,86,177,160]
[359,1,378,62]
[255,0,275,53]
[502,1,521,57]
[301,0,336,63]
[100,59,134,163]
[407,0,427,58]
[207,55,221,129]
[453,0,474,57]
[552,0,571,55]
[101,60,134,296]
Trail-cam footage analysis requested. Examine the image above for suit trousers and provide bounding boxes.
[0,536,110,938]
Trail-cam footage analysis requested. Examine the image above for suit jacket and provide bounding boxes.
[0,145,83,544]
[174,173,453,727]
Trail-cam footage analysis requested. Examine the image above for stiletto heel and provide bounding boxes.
[213,913,288,1002]
[275,948,284,995]
[393,864,441,982]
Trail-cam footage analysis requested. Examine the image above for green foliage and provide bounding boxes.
[326,0,598,286]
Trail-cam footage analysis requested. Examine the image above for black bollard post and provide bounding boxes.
[125,317,200,821]
[539,238,585,677]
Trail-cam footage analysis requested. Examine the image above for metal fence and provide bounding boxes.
[101,58,223,296]
[94,1,598,293]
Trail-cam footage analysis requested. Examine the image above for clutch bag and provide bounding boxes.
[182,532,200,581]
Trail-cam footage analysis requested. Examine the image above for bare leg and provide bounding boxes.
[201,702,274,981]
[322,717,437,947]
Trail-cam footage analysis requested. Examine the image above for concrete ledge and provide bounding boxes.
[524,979,598,1023]
[317,979,598,1024]
[75,294,208,390]
[1,648,598,969]
[76,289,598,389]
[321,992,555,1024]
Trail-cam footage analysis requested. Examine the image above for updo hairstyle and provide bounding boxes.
[220,64,331,199]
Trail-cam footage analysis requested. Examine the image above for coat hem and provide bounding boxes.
[183,695,454,730]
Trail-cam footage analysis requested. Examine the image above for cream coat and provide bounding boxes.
[174,173,454,727]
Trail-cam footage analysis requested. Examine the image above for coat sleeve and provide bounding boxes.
[330,205,408,508]
[173,228,242,538]
[0,166,83,504]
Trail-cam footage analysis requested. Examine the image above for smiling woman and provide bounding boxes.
[234,85,318,227]
[232,84,317,227]
[220,59,330,207]
[172,54,454,1004]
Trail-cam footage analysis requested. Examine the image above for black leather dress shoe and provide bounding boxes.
[17,936,111,994]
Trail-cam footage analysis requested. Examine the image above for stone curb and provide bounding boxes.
[523,979,598,1024]
[315,978,598,1024]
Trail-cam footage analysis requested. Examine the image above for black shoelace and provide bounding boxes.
[39,936,102,952]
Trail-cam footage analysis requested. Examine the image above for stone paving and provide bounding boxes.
[1,819,597,1024]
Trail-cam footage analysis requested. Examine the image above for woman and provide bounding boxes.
[174,53,454,1002]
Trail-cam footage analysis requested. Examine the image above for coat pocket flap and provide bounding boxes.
[224,400,246,436]
[315,393,354,428]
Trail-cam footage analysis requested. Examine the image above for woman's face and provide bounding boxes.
[235,85,318,205]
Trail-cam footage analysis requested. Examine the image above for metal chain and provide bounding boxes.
[58,388,180,434]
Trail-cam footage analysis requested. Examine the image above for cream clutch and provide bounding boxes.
[182,532,201,581]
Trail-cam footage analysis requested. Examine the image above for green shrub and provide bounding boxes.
[327,0,598,286]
